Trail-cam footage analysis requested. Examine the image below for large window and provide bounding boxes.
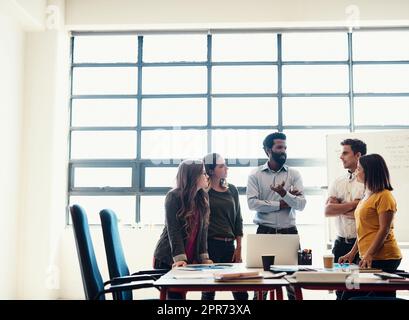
[68,30,409,225]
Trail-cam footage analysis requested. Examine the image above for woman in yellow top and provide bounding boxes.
[339,153,402,299]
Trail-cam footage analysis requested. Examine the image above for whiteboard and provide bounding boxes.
[326,130,409,242]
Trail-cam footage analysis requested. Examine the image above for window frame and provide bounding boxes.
[68,30,409,226]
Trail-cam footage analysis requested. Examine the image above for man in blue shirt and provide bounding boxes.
[247,132,306,299]
[247,132,306,232]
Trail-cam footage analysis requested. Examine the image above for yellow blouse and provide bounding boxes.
[355,189,401,260]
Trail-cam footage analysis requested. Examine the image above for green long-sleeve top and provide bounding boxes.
[207,183,244,240]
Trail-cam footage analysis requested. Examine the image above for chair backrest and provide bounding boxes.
[99,209,132,300]
[70,204,105,300]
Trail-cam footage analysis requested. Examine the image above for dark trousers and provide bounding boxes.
[201,239,248,300]
[254,225,298,300]
[332,237,358,300]
[153,259,185,300]
[341,258,402,300]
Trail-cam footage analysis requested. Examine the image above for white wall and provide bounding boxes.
[4,0,69,299]
[18,28,70,299]
[0,0,46,30]
[15,0,46,27]
[0,13,25,299]
[65,0,409,30]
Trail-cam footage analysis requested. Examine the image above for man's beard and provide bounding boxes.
[271,152,287,167]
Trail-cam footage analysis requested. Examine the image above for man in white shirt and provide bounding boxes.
[325,138,366,299]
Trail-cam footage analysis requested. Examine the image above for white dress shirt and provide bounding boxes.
[328,171,364,239]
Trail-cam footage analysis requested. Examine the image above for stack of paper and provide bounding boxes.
[213,271,263,282]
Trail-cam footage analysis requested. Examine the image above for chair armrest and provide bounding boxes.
[95,281,154,300]
[133,269,168,275]
[104,274,157,287]
[137,273,164,280]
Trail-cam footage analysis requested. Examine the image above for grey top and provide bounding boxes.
[153,189,209,267]
[246,162,307,229]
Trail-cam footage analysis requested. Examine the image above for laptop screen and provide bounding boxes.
[245,234,300,268]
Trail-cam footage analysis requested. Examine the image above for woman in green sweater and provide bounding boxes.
[201,153,248,300]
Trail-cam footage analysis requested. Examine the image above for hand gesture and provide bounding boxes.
[270,181,286,197]
[326,196,339,204]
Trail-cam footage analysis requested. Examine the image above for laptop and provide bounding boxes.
[245,234,300,268]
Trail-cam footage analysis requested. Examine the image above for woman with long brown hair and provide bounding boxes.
[153,159,213,274]
[339,153,402,299]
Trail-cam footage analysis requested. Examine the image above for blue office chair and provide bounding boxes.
[70,204,155,300]
[99,208,167,300]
